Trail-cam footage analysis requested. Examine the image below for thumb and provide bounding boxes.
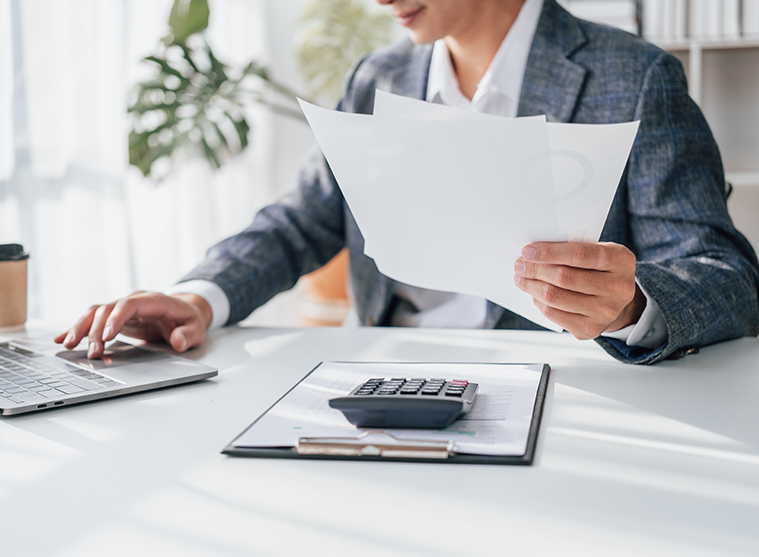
[169,322,206,352]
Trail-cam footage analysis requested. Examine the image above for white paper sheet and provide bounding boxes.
[231,361,546,457]
[297,92,639,331]
[298,99,373,233]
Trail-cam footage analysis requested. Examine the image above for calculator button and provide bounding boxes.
[445,391,463,397]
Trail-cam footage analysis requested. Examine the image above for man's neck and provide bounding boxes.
[444,0,526,100]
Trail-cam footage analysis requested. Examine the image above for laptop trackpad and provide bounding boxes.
[55,341,170,371]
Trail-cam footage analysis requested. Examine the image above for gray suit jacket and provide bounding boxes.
[183,0,759,364]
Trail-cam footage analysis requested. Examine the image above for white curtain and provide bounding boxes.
[0,0,278,324]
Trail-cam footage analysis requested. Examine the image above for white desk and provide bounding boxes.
[1,326,759,555]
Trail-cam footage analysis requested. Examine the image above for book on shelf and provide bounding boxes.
[642,0,664,40]
[561,0,639,35]
[745,0,759,36]
[689,0,722,40]
[723,0,741,38]
[574,0,759,42]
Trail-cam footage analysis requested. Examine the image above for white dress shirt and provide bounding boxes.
[170,0,667,349]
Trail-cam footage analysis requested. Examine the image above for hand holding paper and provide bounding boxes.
[515,241,645,339]
[298,91,639,332]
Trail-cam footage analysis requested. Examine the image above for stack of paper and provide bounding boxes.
[298,91,638,330]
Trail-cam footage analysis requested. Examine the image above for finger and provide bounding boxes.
[87,303,116,358]
[515,258,606,296]
[169,321,206,353]
[532,299,600,341]
[103,292,166,342]
[59,306,99,350]
[523,242,632,272]
[514,274,599,317]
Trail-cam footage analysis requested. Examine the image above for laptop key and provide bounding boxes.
[55,385,85,395]
[69,379,103,391]
[30,384,53,391]
[35,389,57,398]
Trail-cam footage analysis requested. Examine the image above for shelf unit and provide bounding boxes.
[659,38,759,108]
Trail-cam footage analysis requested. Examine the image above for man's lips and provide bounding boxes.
[395,6,425,27]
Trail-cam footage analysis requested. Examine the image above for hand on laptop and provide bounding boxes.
[513,241,645,340]
[54,292,213,359]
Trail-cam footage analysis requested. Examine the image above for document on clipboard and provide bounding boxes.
[223,362,550,465]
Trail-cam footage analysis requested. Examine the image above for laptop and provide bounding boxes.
[0,337,218,416]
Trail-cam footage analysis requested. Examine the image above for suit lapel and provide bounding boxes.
[517,0,588,122]
[401,43,433,100]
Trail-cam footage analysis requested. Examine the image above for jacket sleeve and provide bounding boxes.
[596,51,759,364]
[178,146,346,325]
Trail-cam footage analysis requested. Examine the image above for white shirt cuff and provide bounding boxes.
[164,280,231,331]
[602,280,668,349]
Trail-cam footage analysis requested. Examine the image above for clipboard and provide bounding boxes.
[222,362,550,465]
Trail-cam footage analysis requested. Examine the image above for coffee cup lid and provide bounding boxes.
[0,244,30,261]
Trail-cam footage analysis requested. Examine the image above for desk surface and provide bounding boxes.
[1,326,759,556]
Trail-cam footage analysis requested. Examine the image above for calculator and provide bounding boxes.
[328,378,479,429]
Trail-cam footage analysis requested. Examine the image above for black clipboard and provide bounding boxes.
[222,362,550,465]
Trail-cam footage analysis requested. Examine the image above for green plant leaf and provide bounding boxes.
[296,0,397,103]
[169,0,210,45]
[129,3,306,180]
[200,134,220,169]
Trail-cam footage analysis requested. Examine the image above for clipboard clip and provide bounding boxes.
[296,430,454,459]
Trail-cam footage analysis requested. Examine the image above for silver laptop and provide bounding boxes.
[0,337,217,415]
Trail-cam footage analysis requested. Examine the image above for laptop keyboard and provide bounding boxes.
[0,344,121,406]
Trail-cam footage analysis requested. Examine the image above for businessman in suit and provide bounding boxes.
[57,0,759,364]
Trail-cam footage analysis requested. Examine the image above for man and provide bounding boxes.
[56,0,759,364]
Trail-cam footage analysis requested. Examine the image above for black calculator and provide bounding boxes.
[329,378,478,429]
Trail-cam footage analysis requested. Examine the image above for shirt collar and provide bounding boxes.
[426,0,544,113]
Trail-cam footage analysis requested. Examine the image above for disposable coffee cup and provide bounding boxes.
[0,244,30,328]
